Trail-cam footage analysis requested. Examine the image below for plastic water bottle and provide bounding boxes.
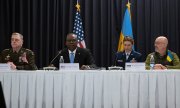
[59,56,64,63]
[150,55,155,70]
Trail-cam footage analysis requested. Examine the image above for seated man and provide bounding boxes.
[115,36,142,69]
[50,33,96,70]
[0,32,37,70]
[145,36,180,70]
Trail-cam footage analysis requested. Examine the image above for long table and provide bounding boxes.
[0,70,180,108]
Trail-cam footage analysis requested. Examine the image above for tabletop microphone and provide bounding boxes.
[49,50,62,65]
[114,52,118,66]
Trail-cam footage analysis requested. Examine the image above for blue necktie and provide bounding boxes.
[70,52,74,63]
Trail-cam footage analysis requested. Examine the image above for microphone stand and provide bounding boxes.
[49,50,62,65]
[114,52,118,66]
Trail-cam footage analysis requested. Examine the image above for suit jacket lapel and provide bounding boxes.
[74,48,81,63]
[127,50,134,61]
[64,49,70,63]
[122,52,126,62]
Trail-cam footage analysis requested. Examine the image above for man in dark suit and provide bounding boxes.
[115,36,142,69]
[50,33,96,70]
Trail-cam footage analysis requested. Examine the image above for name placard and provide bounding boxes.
[0,63,11,71]
[59,63,79,70]
[108,66,123,70]
[43,67,56,70]
[125,62,145,70]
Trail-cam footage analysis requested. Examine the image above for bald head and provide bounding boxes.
[155,36,168,46]
[154,36,168,56]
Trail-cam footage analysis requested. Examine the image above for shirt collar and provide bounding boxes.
[68,48,77,55]
[12,47,22,53]
[155,50,168,58]
[125,51,132,55]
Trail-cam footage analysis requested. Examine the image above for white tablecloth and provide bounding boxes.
[0,70,180,108]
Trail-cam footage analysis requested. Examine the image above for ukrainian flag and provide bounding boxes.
[167,50,173,62]
[117,1,133,52]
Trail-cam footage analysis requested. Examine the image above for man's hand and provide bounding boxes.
[21,52,28,63]
[7,62,17,70]
[81,65,90,70]
[154,64,167,70]
[130,58,137,63]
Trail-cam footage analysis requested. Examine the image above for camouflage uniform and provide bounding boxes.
[145,50,180,69]
[0,48,37,70]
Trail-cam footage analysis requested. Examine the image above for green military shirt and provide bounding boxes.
[0,48,37,70]
[145,50,180,69]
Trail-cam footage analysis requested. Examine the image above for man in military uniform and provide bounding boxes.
[0,32,37,70]
[145,36,180,70]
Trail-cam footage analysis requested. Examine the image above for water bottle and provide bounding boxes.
[150,55,155,70]
[59,56,64,70]
[59,56,64,63]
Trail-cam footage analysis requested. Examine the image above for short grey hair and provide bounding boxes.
[12,32,23,40]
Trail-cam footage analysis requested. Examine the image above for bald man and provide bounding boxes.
[50,33,96,70]
[145,36,180,70]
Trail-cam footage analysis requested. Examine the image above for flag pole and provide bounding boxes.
[117,0,133,52]
[73,0,86,48]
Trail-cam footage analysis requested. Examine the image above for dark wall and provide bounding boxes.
[0,0,180,68]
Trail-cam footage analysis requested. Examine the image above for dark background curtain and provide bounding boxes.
[0,0,180,69]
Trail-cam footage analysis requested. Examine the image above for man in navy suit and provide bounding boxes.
[115,36,142,69]
[50,33,96,70]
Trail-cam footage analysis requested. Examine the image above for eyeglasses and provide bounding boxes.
[66,39,77,43]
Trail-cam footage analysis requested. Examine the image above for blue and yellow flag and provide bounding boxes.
[167,50,173,62]
[117,1,133,52]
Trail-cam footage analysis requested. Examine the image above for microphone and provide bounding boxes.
[49,50,62,65]
[114,52,118,66]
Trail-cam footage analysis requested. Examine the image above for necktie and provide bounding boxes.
[126,53,129,60]
[70,52,74,63]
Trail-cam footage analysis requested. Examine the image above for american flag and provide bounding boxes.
[73,2,86,48]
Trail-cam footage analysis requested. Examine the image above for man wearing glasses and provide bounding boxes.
[50,33,96,70]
